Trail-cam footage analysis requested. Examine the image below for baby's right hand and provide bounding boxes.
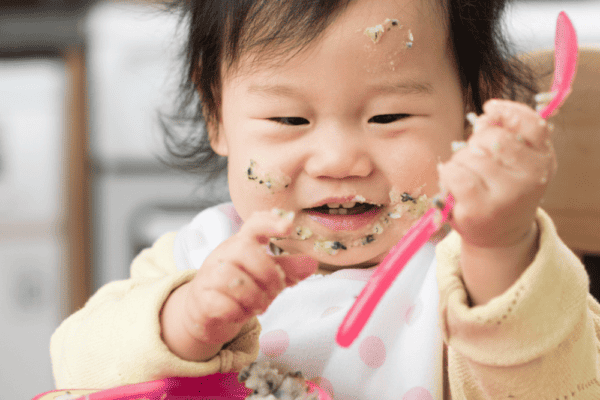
[182,210,318,346]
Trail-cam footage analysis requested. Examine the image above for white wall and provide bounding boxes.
[0,59,65,399]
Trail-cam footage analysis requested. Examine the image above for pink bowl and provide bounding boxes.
[45,372,332,400]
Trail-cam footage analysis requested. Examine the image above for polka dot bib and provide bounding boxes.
[174,203,443,400]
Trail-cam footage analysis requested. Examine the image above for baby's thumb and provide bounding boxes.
[275,254,319,285]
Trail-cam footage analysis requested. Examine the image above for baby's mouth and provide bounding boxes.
[304,201,383,231]
[306,201,380,216]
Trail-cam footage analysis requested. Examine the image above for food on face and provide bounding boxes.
[363,18,413,48]
[269,188,432,257]
[360,234,376,245]
[295,226,313,240]
[372,222,384,235]
[272,208,295,221]
[388,188,402,204]
[364,18,400,43]
[388,188,428,215]
[388,194,429,219]
[400,192,417,203]
[406,29,414,48]
[238,361,318,400]
[247,160,292,193]
[314,239,348,255]
[305,189,432,255]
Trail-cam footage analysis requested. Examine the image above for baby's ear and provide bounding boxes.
[207,120,229,156]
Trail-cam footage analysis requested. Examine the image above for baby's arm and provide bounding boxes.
[50,232,205,388]
[436,100,600,397]
[436,214,600,399]
[160,210,318,362]
[437,99,556,306]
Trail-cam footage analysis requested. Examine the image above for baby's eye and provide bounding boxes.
[268,117,310,126]
[368,114,410,124]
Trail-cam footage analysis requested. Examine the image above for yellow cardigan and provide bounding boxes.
[50,209,600,399]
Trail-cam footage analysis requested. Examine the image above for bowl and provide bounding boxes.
[32,372,331,400]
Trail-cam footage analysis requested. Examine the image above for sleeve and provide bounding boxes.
[50,231,261,390]
[436,208,600,399]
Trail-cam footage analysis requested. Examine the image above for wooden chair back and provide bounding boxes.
[521,46,600,255]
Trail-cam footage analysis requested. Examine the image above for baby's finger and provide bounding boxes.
[274,254,319,286]
[188,279,248,325]
[473,129,554,180]
[213,260,272,314]
[438,155,487,197]
[437,156,489,221]
[187,287,250,343]
[239,209,295,245]
[221,241,287,297]
[480,99,551,148]
[467,124,531,171]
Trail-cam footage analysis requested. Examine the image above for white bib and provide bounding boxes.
[174,203,443,400]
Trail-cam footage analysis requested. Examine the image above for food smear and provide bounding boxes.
[239,361,318,400]
[406,29,414,48]
[247,159,292,193]
[308,188,432,256]
[364,18,400,43]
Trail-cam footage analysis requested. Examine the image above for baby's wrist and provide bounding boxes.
[463,214,538,250]
[463,220,538,257]
[161,282,225,362]
[498,220,538,250]
[460,221,539,306]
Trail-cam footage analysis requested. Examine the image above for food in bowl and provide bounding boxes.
[238,361,319,400]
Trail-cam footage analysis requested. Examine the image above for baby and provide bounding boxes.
[50,0,600,398]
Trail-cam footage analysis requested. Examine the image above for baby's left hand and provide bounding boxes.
[437,99,557,249]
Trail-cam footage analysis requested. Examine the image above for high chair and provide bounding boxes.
[520,46,600,299]
[30,47,600,400]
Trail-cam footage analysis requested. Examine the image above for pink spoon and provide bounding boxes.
[336,11,578,348]
[539,11,578,119]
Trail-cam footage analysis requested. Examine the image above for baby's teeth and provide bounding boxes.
[327,203,341,208]
[341,202,356,208]
[328,208,348,215]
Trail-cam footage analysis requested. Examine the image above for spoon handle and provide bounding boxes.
[336,194,454,347]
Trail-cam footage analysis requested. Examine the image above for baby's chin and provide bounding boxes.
[277,218,411,266]
[317,258,381,274]
[326,251,387,269]
[279,238,389,271]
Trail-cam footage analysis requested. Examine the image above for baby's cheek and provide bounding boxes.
[246,159,292,194]
[230,158,293,220]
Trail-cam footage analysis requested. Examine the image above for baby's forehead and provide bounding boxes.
[225,0,448,79]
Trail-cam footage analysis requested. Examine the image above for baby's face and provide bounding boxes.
[211,0,465,271]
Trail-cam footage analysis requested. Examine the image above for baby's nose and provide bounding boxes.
[304,128,373,179]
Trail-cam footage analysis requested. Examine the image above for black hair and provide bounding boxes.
[160,0,539,177]
[447,0,540,112]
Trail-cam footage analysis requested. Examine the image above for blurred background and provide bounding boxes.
[0,0,598,399]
